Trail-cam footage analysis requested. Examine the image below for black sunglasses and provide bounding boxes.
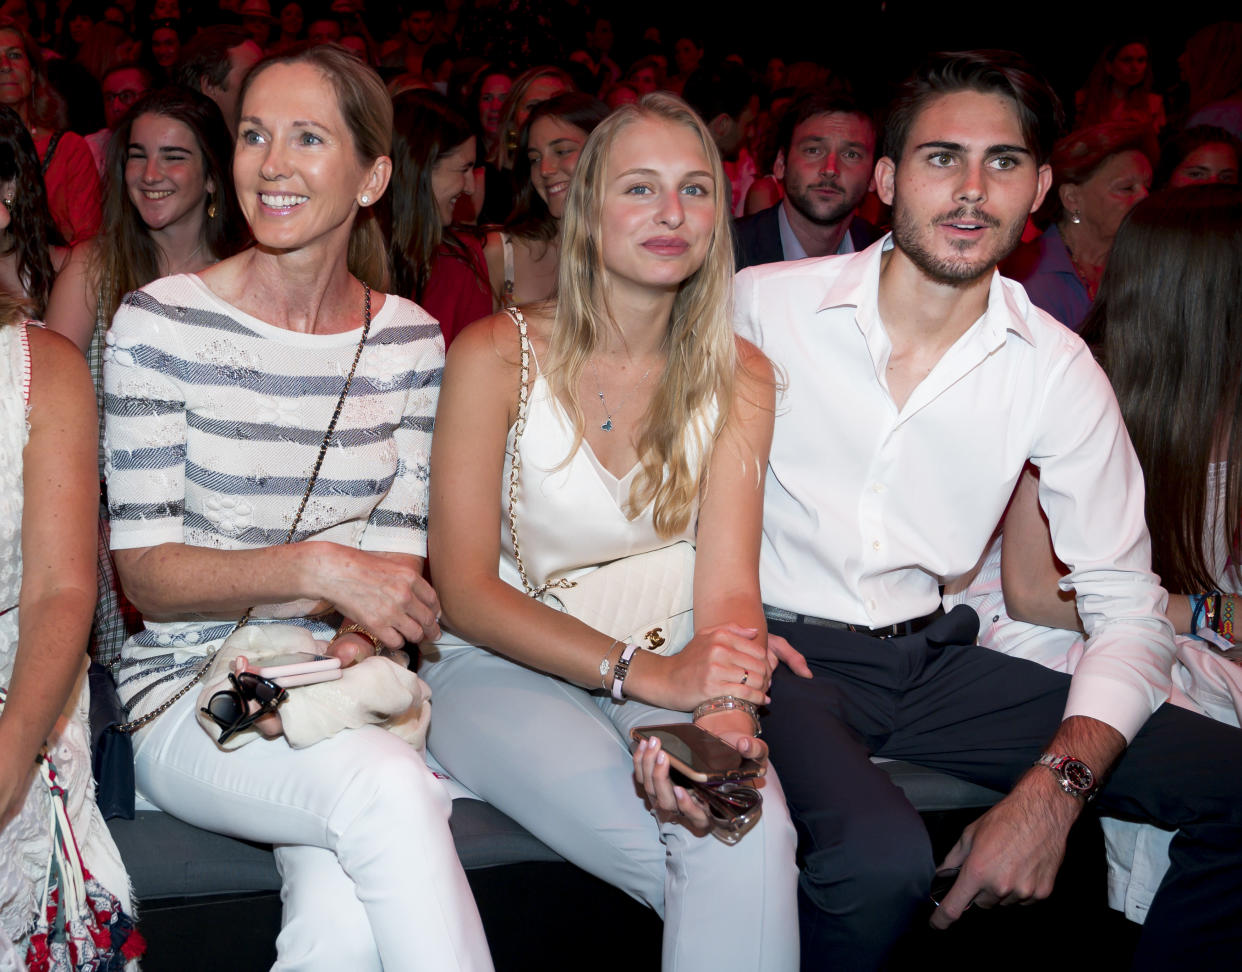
[200,671,289,744]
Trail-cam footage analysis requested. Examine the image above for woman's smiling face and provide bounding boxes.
[234,62,388,254]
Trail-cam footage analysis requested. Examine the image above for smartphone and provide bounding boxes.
[630,723,765,784]
[253,652,343,688]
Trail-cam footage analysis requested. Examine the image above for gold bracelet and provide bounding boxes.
[337,622,383,653]
[693,695,762,737]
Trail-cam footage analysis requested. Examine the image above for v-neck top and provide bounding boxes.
[436,341,715,650]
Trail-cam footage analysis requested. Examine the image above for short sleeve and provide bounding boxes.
[359,299,444,557]
[104,294,189,550]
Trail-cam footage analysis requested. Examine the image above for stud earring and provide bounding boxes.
[1070,209,1082,224]
[360,194,370,205]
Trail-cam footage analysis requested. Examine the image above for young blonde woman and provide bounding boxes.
[424,94,799,971]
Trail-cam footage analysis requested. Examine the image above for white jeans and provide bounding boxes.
[133,693,493,972]
[421,647,800,971]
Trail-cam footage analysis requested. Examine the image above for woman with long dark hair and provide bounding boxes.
[385,89,491,345]
[0,104,65,317]
[958,185,1242,661]
[48,86,246,360]
[483,92,608,306]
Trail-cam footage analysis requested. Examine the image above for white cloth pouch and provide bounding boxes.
[195,624,431,751]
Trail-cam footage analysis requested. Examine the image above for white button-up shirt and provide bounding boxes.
[734,235,1174,742]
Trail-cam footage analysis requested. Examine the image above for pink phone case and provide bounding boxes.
[255,653,343,688]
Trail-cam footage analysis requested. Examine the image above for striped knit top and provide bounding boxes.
[103,273,443,722]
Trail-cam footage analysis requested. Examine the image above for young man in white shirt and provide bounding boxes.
[735,50,1242,971]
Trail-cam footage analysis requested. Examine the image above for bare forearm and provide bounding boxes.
[115,541,323,620]
[437,573,617,689]
[0,588,95,770]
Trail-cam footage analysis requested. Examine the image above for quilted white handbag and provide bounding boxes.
[506,307,694,657]
[539,541,694,655]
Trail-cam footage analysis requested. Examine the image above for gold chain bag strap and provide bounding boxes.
[504,305,694,656]
[113,285,374,734]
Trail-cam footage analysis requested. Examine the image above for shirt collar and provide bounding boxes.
[777,202,808,261]
[779,201,857,260]
[817,232,1037,349]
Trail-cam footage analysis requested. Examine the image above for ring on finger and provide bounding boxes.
[740,669,749,686]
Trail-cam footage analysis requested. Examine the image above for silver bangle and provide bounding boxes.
[693,695,761,736]
[599,639,622,690]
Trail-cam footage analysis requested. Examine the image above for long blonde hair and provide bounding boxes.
[548,93,737,538]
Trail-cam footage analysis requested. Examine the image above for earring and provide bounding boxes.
[360,194,370,205]
[207,196,217,220]
[2,196,11,207]
[1070,209,1082,224]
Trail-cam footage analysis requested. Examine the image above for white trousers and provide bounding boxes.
[133,693,493,972]
[421,647,800,972]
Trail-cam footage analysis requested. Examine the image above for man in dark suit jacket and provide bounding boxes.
[735,90,881,269]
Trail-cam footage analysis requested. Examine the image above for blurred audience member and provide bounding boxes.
[147,18,182,80]
[173,24,262,131]
[0,18,101,244]
[267,1,303,55]
[1182,22,1242,138]
[239,0,274,49]
[1156,125,1240,188]
[735,89,878,268]
[481,64,573,224]
[0,104,65,317]
[384,90,489,346]
[1007,122,1155,331]
[85,61,152,171]
[1076,38,1165,132]
[484,92,608,307]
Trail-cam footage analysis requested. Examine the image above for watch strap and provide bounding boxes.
[1035,752,1098,801]
[611,643,641,701]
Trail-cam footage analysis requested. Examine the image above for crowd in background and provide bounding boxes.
[1,2,1241,970]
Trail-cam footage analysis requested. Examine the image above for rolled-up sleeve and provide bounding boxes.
[1031,341,1175,742]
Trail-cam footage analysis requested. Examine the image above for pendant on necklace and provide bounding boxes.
[601,418,613,432]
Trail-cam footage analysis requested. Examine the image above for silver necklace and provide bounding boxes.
[589,356,652,432]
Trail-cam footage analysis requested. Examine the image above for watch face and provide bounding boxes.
[1062,759,1094,791]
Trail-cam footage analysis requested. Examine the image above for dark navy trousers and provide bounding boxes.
[765,605,1242,972]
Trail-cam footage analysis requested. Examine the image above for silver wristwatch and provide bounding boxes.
[1035,753,1099,802]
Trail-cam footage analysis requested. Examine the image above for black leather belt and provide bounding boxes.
[763,604,944,639]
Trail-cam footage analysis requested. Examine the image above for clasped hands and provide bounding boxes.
[633,624,813,831]
[241,545,440,737]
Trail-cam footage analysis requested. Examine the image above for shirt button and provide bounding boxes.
[872,540,880,550]
[872,482,884,493]
[868,599,877,611]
